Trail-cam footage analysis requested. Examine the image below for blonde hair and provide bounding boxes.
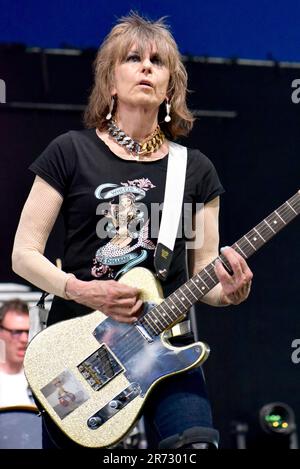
[84,12,194,139]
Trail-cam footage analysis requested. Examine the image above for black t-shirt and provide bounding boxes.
[29,129,224,325]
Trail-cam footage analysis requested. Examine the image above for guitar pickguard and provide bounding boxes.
[93,302,203,396]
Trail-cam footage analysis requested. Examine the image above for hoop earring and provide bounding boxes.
[164,98,171,122]
[106,96,115,120]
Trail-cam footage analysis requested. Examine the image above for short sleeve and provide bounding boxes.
[192,150,225,204]
[29,132,75,197]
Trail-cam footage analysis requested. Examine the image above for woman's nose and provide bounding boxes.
[141,57,152,71]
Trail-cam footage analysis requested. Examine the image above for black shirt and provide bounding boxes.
[30,129,224,325]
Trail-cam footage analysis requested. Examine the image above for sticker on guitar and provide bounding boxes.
[41,370,89,419]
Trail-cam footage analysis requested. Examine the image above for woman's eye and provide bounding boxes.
[126,54,140,62]
[151,55,163,65]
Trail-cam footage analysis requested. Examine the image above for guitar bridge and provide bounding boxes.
[77,345,123,391]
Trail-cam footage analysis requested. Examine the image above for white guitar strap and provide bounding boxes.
[154,141,187,280]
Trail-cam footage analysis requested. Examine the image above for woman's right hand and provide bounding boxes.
[65,277,143,324]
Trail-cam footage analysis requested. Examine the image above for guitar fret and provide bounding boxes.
[173,291,191,309]
[199,281,208,293]
[143,316,157,335]
[267,212,286,232]
[158,303,175,323]
[254,227,266,242]
[264,219,276,234]
[165,299,178,316]
[145,313,161,334]
[157,304,172,328]
[275,210,286,225]
[291,195,300,213]
[160,314,170,327]
[204,268,217,285]
[154,313,167,330]
[245,229,264,249]
[244,234,257,251]
[164,300,179,320]
[235,243,247,257]
[180,288,194,305]
[198,275,209,290]
[185,283,198,301]
[190,278,203,296]
[287,201,297,215]
[168,296,183,314]
[151,311,166,332]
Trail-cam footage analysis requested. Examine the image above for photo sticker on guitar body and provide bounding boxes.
[41,370,89,420]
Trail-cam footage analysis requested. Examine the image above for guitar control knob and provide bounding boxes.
[109,399,122,409]
[87,416,102,429]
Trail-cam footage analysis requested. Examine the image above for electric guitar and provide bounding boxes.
[24,191,300,448]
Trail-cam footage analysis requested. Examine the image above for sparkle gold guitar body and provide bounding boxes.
[24,267,209,448]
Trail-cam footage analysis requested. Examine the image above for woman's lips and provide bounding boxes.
[138,81,153,87]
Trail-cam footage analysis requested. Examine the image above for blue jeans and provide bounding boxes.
[143,367,217,448]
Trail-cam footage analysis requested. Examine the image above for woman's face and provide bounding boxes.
[112,43,170,111]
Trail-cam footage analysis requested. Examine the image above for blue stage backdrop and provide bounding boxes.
[0,0,300,61]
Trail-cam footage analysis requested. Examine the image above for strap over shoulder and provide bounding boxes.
[154,142,187,280]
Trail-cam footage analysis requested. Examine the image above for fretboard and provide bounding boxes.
[138,191,300,337]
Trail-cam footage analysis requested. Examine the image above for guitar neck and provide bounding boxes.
[139,191,300,336]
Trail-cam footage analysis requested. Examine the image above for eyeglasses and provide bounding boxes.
[0,325,29,339]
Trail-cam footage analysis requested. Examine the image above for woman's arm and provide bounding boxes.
[12,176,74,298]
[188,197,253,306]
[12,176,141,322]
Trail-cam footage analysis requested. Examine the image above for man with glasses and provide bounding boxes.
[0,299,32,406]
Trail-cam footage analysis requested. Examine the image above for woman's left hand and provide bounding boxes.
[214,246,253,305]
